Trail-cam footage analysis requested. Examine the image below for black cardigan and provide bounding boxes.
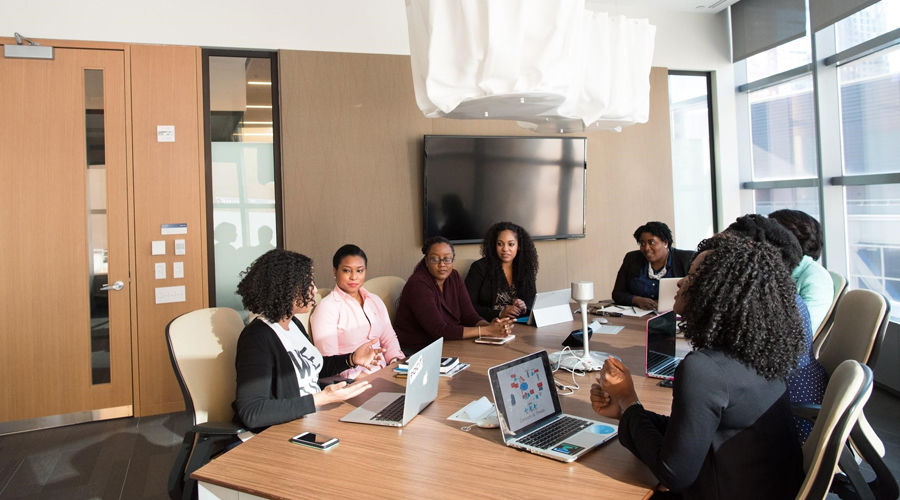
[464,257,536,320]
[232,317,351,432]
[611,248,694,305]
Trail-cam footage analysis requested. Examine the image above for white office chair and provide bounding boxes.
[812,270,848,346]
[166,307,245,500]
[364,275,406,323]
[795,360,873,500]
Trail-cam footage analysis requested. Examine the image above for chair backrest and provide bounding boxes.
[797,360,873,500]
[812,271,848,343]
[364,276,406,323]
[165,307,245,425]
[815,289,890,376]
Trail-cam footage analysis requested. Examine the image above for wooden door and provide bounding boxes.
[0,48,132,426]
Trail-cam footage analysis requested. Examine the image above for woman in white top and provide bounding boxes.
[311,244,404,379]
[232,249,381,431]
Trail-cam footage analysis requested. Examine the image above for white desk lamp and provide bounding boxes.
[548,281,610,372]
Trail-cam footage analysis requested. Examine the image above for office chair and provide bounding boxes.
[808,289,897,499]
[812,270,848,345]
[795,360,873,500]
[166,307,246,500]
[364,275,406,323]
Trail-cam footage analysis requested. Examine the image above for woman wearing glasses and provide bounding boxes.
[395,236,514,352]
[611,221,694,311]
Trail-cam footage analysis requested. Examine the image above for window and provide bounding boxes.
[204,51,281,314]
[748,76,818,181]
[668,72,717,249]
[753,187,820,216]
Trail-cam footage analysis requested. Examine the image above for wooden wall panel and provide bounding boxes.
[280,51,673,303]
[130,45,206,416]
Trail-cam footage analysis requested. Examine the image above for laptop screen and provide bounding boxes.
[647,310,677,359]
[489,351,562,434]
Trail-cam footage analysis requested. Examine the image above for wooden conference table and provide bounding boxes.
[194,312,681,499]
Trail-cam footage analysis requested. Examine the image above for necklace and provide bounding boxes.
[647,264,667,280]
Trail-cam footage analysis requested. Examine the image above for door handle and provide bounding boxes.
[100,280,125,291]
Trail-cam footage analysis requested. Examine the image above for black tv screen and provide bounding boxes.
[424,135,586,244]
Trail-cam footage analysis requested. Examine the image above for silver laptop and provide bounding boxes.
[657,277,679,313]
[340,337,442,427]
[645,310,682,380]
[488,351,618,462]
[529,288,573,327]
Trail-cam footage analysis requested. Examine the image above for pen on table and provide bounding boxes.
[613,305,624,310]
[631,306,636,313]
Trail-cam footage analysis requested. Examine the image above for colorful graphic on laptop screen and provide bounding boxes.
[495,356,555,432]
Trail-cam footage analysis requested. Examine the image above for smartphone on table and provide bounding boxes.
[289,431,339,450]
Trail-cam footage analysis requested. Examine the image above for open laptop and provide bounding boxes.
[487,351,618,462]
[528,289,573,327]
[656,277,679,313]
[340,337,442,427]
[645,310,682,380]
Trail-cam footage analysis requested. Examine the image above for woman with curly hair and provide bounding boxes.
[232,249,381,431]
[464,222,538,320]
[591,236,805,499]
[612,221,695,310]
[768,209,833,332]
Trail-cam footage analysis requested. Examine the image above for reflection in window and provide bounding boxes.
[846,184,900,319]
[749,76,818,181]
[835,0,900,52]
[208,55,278,315]
[745,35,811,82]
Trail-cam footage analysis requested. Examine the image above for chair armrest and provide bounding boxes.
[193,421,245,436]
[791,403,821,422]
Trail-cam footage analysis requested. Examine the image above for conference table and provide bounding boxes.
[194,311,683,500]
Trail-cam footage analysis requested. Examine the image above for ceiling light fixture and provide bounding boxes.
[405,0,656,133]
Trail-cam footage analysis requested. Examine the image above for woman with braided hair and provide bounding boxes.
[591,236,805,500]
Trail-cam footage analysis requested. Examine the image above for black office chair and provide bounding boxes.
[166,308,246,500]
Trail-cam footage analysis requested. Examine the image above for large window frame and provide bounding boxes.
[736,1,900,314]
[202,49,284,307]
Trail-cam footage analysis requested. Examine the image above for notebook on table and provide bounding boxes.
[645,310,682,380]
[487,350,617,462]
[340,337,442,427]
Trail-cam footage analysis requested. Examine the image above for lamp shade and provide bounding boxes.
[405,0,656,132]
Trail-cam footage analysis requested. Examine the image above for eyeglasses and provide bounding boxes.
[639,239,661,248]
[427,256,454,265]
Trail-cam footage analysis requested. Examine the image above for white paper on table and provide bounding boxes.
[447,396,495,423]
[598,305,654,317]
[587,319,623,335]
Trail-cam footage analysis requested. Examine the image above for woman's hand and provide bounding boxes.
[351,339,385,369]
[488,317,514,336]
[313,379,372,407]
[590,384,622,420]
[499,299,527,319]
[632,296,657,310]
[598,357,640,413]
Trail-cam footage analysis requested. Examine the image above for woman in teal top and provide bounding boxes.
[769,209,834,333]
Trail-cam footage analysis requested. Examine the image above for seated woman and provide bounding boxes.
[612,221,694,310]
[724,214,827,441]
[592,236,806,499]
[394,236,514,352]
[769,209,834,333]
[232,249,380,432]
[311,244,405,380]
[464,222,538,320]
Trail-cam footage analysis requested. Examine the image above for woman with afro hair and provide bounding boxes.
[232,249,381,431]
[464,222,538,320]
[591,236,805,499]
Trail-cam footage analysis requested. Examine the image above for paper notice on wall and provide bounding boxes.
[155,285,186,304]
[157,125,175,142]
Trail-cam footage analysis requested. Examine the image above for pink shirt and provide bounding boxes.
[310,285,404,379]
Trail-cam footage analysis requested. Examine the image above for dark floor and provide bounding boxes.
[0,388,898,500]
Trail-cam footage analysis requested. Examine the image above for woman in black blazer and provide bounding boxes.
[465,222,538,320]
[611,221,694,310]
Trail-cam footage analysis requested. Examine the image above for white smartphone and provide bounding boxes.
[289,431,339,450]
[474,334,515,345]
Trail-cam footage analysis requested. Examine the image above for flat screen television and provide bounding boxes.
[424,135,586,244]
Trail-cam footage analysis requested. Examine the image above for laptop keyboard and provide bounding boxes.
[517,416,591,449]
[648,351,679,377]
[370,395,405,422]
